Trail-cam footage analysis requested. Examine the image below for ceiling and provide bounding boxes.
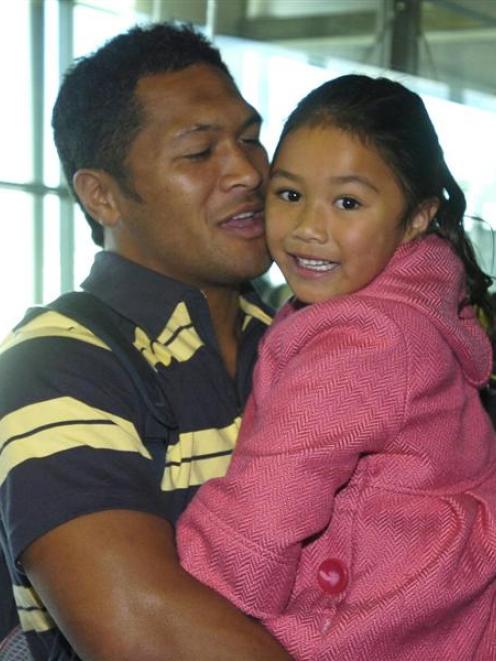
[143,0,496,96]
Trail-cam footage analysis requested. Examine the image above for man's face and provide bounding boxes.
[109,64,271,290]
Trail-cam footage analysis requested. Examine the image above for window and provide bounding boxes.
[0,0,143,337]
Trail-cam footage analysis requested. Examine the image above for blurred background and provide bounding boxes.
[1,0,495,331]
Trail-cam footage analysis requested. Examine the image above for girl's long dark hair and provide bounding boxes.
[274,74,494,334]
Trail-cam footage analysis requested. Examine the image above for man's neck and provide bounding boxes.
[202,287,243,380]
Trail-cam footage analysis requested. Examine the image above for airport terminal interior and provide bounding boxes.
[1,0,495,334]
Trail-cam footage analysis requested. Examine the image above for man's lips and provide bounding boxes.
[219,209,265,238]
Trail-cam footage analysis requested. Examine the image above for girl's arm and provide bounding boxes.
[177,306,407,619]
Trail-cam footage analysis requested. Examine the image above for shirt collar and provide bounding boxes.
[81,251,272,339]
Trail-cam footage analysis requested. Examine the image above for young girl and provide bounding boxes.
[177,75,496,660]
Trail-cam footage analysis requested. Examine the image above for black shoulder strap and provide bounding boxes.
[481,373,496,428]
[43,291,174,428]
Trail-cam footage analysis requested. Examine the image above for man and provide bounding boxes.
[0,23,290,660]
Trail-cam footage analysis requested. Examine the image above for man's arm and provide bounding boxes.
[22,509,291,660]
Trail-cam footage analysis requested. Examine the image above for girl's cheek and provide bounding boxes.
[265,226,282,256]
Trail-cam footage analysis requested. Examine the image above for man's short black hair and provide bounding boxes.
[52,22,232,246]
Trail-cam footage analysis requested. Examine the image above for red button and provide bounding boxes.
[317,558,348,594]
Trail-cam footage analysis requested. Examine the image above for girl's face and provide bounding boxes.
[266,124,430,305]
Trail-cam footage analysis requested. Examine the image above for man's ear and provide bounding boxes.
[72,169,121,228]
[403,198,440,242]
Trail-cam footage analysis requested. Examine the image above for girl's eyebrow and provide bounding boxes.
[331,174,380,193]
[270,169,379,193]
[269,168,300,181]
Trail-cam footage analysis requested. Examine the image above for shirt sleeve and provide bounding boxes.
[0,330,165,568]
[177,303,408,619]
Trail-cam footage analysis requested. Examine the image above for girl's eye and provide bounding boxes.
[277,189,301,202]
[336,196,360,210]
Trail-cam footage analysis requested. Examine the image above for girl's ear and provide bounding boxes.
[403,198,440,242]
[72,169,121,228]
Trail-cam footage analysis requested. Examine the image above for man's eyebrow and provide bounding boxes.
[241,110,262,130]
[174,111,262,140]
[174,124,219,139]
[270,170,379,192]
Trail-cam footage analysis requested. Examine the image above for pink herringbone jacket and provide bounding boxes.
[177,235,496,660]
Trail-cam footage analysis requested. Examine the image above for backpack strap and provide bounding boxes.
[481,372,496,428]
[0,624,33,660]
[43,291,175,429]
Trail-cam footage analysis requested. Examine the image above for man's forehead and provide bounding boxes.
[135,66,260,133]
[135,66,240,108]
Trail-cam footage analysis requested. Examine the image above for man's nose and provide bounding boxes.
[220,143,268,192]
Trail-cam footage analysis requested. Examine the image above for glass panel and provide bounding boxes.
[44,0,62,187]
[423,96,496,279]
[43,194,61,303]
[468,222,495,279]
[69,1,142,285]
[74,205,99,287]
[424,97,496,227]
[218,37,331,158]
[0,1,32,183]
[0,189,35,338]
[74,1,140,58]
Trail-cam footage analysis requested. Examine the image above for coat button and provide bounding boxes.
[317,558,348,594]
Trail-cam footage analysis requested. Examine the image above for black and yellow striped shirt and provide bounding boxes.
[0,251,272,660]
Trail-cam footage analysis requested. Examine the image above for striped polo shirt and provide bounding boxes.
[0,250,272,660]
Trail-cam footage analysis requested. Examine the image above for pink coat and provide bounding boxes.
[177,235,496,660]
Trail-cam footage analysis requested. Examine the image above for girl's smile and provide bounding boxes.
[290,253,339,276]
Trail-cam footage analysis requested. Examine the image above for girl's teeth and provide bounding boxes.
[297,257,334,271]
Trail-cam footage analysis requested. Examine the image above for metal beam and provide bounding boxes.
[430,0,496,26]
[238,10,375,41]
[141,0,208,24]
[388,0,422,74]
[30,0,44,304]
[213,0,247,36]
[0,181,70,197]
[58,0,75,293]
[234,3,495,42]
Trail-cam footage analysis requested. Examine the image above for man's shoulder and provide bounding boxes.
[0,294,116,357]
[0,299,140,424]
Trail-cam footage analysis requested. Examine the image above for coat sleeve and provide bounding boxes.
[176,304,408,619]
